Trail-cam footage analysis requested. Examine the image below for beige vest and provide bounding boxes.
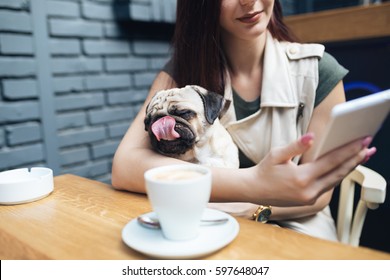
[213,33,338,241]
[220,33,324,164]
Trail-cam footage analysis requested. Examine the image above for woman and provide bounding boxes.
[112,0,376,240]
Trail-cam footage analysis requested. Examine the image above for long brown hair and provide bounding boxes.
[171,0,297,95]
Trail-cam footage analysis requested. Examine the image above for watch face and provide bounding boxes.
[258,208,272,223]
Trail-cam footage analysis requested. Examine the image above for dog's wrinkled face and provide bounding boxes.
[144,85,224,157]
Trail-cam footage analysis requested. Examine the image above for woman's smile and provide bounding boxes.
[237,11,262,24]
[219,0,274,40]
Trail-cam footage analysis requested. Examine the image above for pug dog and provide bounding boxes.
[144,85,239,168]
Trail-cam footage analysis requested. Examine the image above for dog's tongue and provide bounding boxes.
[151,116,180,141]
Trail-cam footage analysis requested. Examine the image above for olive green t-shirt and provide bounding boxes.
[233,52,349,167]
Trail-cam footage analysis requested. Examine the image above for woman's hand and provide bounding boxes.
[247,133,376,207]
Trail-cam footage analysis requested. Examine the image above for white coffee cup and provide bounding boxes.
[144,164,212,241]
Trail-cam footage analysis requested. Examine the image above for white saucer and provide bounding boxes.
[122,208,239,259]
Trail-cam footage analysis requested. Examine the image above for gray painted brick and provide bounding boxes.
[5,122,42,146]
[133,40,170,55]
[134,72,156,87]
[108,88,148,105]
[82,2,114,20]
[52,76,84,93]
[47,0,80,17]
[51,57,103,74]
[60,146,89,166]
[0,57,36,76]
[150,57,169,70]
[55,92,105,112]
[0,34,34,55]
[132,0,153,4]
[49,19,103,38]
[162,0,176,23]
[107,90,132,105]
[50,38,81,55]
[103,23,122,38]
[58,126,107,148]
[2,79,38,100]
[109,1,129,21]
[129,88,149,103]
[88,107,133,125]
[108,122,130,138]
[0,101,40,123]
[151,0,162,22]
[61,160,110,179]
[130,3,152,21]
[56,112,87,130]
[132,103,143,115]
[105,56,148,72]
[0,128,4,148]
[94,0,125,2]
[0,0,27,9]
[0,10,32,33]
[0,0,180,181]
[91,141,119,159]
[83,39,130,55]
[85,74,131,90]
[97,174,111,185]
[0,143,44,170]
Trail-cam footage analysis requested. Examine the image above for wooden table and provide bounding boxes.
[1,174,389,260]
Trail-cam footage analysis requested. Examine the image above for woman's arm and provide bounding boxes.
[111,71,182,193]
[112,74,370,208]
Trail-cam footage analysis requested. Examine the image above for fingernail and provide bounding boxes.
[300,133,314,145]
[362,147,377,164]
[366,147,377,157]
[362,137,373,148]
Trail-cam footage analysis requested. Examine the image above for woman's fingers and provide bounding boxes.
[303,137,371,180]
[255,135,376,206]
[268,133,314,164]
[300,138,376,200]
[310,148,372,198]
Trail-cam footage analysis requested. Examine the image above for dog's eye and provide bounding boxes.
[171,109,196,120]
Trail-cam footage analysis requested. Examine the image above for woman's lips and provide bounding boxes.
[237,11,262,24]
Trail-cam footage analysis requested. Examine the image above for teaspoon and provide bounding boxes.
[137,215,229,230]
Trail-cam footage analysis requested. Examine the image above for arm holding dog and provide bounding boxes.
[111,73,369,211]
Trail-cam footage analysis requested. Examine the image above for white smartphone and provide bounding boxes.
[312,89,390,160]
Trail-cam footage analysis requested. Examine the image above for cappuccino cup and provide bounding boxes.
[144,164,212,241]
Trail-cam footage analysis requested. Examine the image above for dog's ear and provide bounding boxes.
[191,85,224,124]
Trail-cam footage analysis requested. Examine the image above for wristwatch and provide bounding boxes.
[252,205,272,223]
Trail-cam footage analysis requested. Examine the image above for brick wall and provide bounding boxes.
[0,0,175,183]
